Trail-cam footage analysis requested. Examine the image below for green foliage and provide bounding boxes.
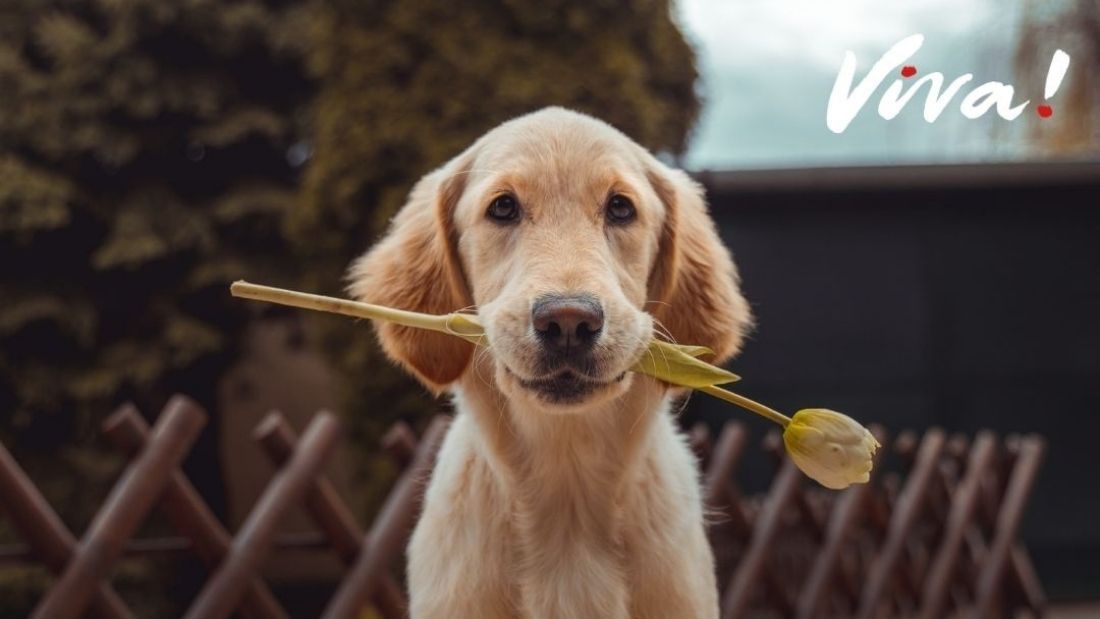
[0,0,313,433]
[0,0,314,611]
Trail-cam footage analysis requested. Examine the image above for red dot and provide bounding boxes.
[901,65,917,78]
[1037,104,1053,118]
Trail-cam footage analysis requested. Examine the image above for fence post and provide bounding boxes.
[0,442,135,619]
[856,428,946,619]
[101,403,290,619]
[182,411,341,619]
[918,431,998,619]
[721,455,801,619]
[321,416,450,619]
[971,435,1046,618]
[30,395,206,619]
[796,426,889,618]
[255,412,408,619]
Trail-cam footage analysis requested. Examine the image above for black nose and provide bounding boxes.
[532,294,604,355]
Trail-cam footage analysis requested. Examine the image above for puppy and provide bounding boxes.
[349,107,751,618]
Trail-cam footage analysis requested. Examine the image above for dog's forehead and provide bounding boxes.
[470,120,646,197]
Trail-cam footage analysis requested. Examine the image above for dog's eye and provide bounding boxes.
[606,194,636,224]
[487,194,520,223]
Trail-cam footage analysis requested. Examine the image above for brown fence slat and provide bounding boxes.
[971,435,1046,618]
[856,428,946,619]
[255,411,408,619]
[1011,544,1047,615]
[1,531,334,564]
[721,455,801,619]
[688,422,712,462]
[102,403,290,619]
[382,421,418,469]
[703,423,750,535]
[797,426,889,619]
[30,395,206,619]
[321,416,451,619]
[918,431,998,619]
[0,441,135,619]
[182,411,341,619]
[254,412,367,562]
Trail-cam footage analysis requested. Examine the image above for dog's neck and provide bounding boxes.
[448,372,687,615]
[453,373,671,492]
[452,373,671,562]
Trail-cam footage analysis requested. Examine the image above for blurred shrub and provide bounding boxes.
[0,0,314,613]
[0,0,314,427]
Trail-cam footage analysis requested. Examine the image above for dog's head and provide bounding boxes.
[349,108,751,410]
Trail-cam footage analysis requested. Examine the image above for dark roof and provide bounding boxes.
[693,160,1100,193]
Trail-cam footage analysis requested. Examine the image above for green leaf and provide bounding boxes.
[632,340,740,388]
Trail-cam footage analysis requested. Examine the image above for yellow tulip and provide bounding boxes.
[782,409,880,489]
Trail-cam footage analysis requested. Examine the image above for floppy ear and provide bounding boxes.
[646,161,753,364]
[347,154,474,393]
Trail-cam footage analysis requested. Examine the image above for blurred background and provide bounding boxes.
[0,0,1097,616]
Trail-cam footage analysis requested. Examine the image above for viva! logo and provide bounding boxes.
[827,34,1070,133]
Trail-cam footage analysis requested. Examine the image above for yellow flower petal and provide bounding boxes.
[782,408,879,489]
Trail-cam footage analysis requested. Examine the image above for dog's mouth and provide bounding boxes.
[508,367,627,405]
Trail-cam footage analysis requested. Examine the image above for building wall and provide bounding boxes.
[693,172,1100,598]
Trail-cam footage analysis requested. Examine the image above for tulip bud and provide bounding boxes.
[782,409,879,489]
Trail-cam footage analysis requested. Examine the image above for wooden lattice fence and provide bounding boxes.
[0,395,1045,618]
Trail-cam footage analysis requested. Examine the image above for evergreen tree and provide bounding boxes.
[0,0,312,451]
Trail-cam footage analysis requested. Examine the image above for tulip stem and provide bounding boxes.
[698,385,791,428]
[231,281,448,332]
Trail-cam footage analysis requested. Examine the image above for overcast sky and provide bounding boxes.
[676,0,1035,169]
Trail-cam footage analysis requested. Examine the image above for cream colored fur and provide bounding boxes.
[348,108,752,618]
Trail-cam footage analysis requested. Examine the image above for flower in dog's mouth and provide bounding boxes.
[230,281,879,489]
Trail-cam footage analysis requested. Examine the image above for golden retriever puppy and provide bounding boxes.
[349,107,751,618]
